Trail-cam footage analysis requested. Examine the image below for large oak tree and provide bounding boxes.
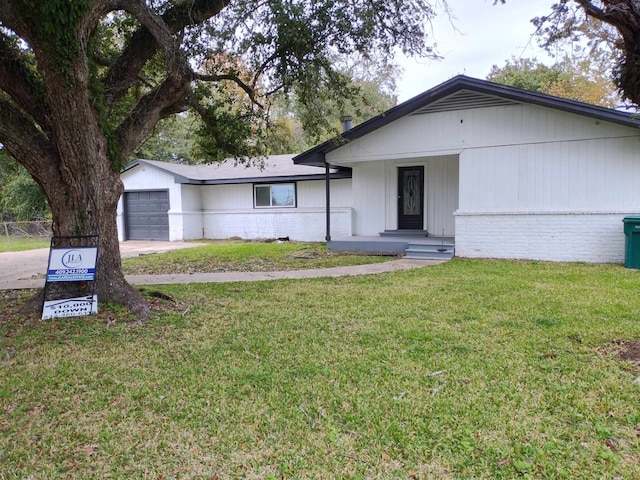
[525,0,640,107]
[0,0,441,318]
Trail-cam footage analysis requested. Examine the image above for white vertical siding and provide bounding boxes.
[202,184,254,210]
[425,156,459,236]
[298,178,352,207]
[121,165,176,190]
[181,185,202,210]
[200,178,353,241]
[179,185,203,239]
[459,136,640,213]
[352,156,458,236]
[455,133,640,263]
[353,162,387,235]
[326,103,639,165]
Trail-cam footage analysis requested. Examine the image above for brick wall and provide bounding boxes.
[455,212,638,263]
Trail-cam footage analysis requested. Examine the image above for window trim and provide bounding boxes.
[253,182,297,209]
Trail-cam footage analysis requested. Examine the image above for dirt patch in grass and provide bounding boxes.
[619,340,640,363]
[599,338,640,365]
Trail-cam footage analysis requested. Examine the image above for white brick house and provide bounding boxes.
[117,155,352,242]
[293,75,640,263]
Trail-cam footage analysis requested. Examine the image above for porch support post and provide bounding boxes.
[325,160,331,242]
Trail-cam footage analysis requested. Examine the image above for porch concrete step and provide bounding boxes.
[379,229,429,238]
[329,239,408,254]
[404,243,454,260]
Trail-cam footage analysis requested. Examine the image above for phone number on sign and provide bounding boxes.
[55,268,89,275]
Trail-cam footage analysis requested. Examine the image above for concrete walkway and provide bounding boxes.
[125,258,439,286]
[0,241,440,290]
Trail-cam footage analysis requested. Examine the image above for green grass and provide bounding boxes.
[1,259,640,478]
[0,236,49,252]
[122,240,393,274]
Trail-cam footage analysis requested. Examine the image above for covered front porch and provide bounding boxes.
[328,230,455,260]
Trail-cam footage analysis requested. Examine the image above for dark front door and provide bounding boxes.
[398,166,424,230]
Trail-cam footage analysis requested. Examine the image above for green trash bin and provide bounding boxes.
[623,217,640,269]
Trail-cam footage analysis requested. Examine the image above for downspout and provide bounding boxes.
[325,158,331,242]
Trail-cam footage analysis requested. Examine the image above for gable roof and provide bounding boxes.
[293,75,640,167]
[122,154,351,185]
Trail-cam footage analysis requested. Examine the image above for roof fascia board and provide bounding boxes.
[121,159,193,183]
[124,159,347,184]
[177,172,352,185]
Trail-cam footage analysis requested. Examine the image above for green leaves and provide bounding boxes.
[531,0,640,107]
[2,0,444,167]
[487,55,620,108]
[0,152,49,221]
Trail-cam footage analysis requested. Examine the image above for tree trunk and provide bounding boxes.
[41,152,150,319]
[17,122,151,319]
[18,30,152,319]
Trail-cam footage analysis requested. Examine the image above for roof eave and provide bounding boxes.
[121,159,193,183]
[183,171,352,185]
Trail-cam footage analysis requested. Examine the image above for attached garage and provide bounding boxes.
[124,190,170,241]
[117,155,353,242]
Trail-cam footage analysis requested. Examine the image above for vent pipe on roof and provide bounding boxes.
[341,115,352,132]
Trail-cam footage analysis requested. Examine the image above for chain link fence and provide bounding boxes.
[1,220,52,240]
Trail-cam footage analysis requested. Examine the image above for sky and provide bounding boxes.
[396,0,556,102]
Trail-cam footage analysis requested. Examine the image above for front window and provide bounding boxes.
[254,183,296,208]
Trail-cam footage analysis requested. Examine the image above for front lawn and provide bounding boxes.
[1,259,639,478]
[0,236,50,252]
[122,240,393,274]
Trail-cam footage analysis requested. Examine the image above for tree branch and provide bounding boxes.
[78,0,121,45]
[112,0,183,74]
[103,0,229,108]
[115,74,191,158]
[190,101,245,157]
[192,71,264,108]
[0,34,51,132]
[0,98,58,184]
[574,0,640,41]
[574,0,607,21]
[0,2,32,40]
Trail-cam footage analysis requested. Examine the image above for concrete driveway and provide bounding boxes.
[0,241,205,290]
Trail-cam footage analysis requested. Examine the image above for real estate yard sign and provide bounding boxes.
[46,247,98,282]
[42,238,99,320]
[42,295,98,320]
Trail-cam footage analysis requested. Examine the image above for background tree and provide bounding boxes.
[487,54,620,108]
[487,57,563,93]
[290,72,399,146]
[0,0,444,318]
[268,56,401,150]
[0,148,49,221]
[506,0,640,108]
[133,113,199,164]
[134,54,402,162]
